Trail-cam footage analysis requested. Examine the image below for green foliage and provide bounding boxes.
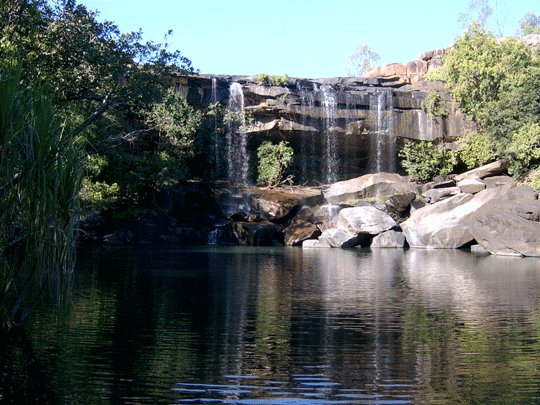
[344,44,380,77]
[422,91,450,118]
[442,24,534,124]
[422,66,448,82]
[503,123,540,178]
[256,73,290,86]
[0,64,82,327]
[519,11,540,36]
[257,141,294,187]
[459,131,496,169]
[399,141,458,182]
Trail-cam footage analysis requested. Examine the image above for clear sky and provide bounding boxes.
[76,0,538,79]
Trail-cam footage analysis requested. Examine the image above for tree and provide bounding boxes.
[458,0,511,37]
[442,24,533,124]
[519,11,540,36]
[0,65,81,329]
[257,141,294,187]
[344,44,380,77]
[0,0,195,138]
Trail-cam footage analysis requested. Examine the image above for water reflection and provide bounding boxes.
[4,246,540,404]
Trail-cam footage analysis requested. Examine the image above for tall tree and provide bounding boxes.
[343,44,380,77]
[458,0,510,37]
[519,11,540,36]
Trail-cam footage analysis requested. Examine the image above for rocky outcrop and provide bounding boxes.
[401,184,517,249]
[322,173,417,205]
[471,191,540,256]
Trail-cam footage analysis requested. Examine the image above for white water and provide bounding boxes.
[226,82,249,184]
[299,85,317,181]
[320,85,338,184]
[369,90,395,173]
[210,77,220,177]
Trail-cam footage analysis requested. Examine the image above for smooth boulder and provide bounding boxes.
[322,173,416,205]
[337,206,397,236]
[401,183,517,248]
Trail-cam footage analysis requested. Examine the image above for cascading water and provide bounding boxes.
[226,82,249,184]
[369,90,395,173]
[298,85,317,181]
[320,85,339,184]
[210,77,220,177]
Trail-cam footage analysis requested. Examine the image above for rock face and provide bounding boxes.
[176,68,470,184]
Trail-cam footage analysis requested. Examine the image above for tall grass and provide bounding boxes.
[0,65,82,328]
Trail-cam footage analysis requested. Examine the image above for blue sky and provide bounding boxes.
[77,0,538,78]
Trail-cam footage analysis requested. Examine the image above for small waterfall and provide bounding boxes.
[299,85,317,182]
[369,90,395,173]
[226,82,249,184]
[210,77,220,177]
[320,85,338,184]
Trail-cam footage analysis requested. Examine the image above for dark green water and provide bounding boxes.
[3,246,540,404]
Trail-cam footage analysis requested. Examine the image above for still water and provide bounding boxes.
[4,246,540,404]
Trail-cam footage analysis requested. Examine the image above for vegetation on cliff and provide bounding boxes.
[402,18,540,185]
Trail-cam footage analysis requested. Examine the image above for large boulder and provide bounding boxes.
[454,159,510,182]
[471,194,540,256]
[231,221,283,246]
[283,220,321,246]
[337,206,397,236]
[401,183,517,248]
[322,173,417,205]
[318,227,366,248]
[371,230,407,248]
[472,210,540,257]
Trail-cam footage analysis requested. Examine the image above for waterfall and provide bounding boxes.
[320,85,338,184]
[369,90,395,173]
[299,85,317,182]
[210,77,220,177]
[226,82,249,184]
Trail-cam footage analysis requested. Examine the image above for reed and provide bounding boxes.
[0,65,82,329]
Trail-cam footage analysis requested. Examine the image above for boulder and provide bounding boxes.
[322,173,417,205]
[318,227,366,248]
[231,221,283,246]
[385,192,416,216]
[283,220,321,246]
[454,159,510,182]
[302,239,332,248]
[337,206,397,236]
[457,179,486,194]
[472,210,540,256]
[401,183,517,248]
[483,175,514,189]
[371,230,406,248]
[424,187,461,203]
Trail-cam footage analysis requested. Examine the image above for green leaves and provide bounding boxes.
[398,141,457,182]
[257,141,294,187]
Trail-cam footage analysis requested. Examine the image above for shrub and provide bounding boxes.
[459,131,496,169]
[257,141,294,187]
[399,141,458,182]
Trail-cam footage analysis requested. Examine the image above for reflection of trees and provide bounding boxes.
[18,246,540,404]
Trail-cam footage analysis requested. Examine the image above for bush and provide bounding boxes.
[257,141,293,187]
[504,123,540,179]
[459,131,496,169]
[399,141,458,182]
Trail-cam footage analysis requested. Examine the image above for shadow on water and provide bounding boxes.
[3,246,540,404]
